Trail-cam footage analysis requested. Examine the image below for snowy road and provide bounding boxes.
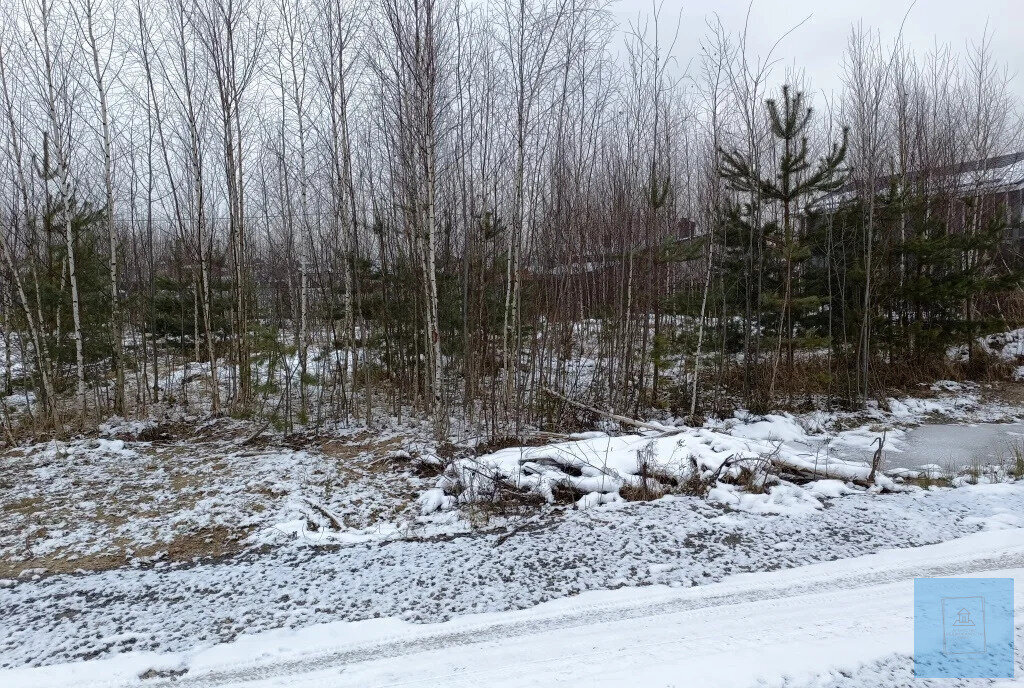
[8,528,1023,688]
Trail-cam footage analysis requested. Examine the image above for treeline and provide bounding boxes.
[0,0,1021,438]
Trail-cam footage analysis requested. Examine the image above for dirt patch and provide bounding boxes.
[322,433,405,463]
[0,526,253,579]
[0,436,269,578]
[163,526,249,561]
[0,426,433,579]
[6,495,45,516]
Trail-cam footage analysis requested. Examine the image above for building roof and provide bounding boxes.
[812,151,1024,211]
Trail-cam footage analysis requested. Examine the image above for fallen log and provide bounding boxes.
[769,454,877,488]
[539,386,679,434]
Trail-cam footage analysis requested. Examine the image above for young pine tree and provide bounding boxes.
[719,85,849,403]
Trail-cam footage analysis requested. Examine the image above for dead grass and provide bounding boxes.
[618,481,665,501]
[0,425,432,579]
[0,526,253,579]
[0,440,254,578]
[462,489,547,526]
[904,475,953,489]
[698,350,1021,418]
[1012,442,1024,480]
[980,380,1024,407]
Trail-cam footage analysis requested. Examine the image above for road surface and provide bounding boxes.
[8,528,1023,688]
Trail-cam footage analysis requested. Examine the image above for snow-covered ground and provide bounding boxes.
[4,526,1022,688]
[2,481,1023,672]
[952,326,1024,381]
[0,419,451,578]
[7,380,1014,581]
[3,380,1024,686]
[432,381,1023,515]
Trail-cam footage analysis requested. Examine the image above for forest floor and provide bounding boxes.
[3,380,1022,581]
[0,418,444,580]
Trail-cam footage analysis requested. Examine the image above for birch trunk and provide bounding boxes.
[82,2,124,415]
[62,172,87,423]
[36,3,87,422]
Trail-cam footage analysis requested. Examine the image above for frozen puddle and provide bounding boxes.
[832,422,1024,471]
[885,421,1024,469]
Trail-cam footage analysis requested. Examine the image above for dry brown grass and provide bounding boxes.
[0,424,432,579]
[0,526,252,579]
[698,348,1021,418]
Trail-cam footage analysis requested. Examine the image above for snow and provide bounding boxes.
[0,423,444,573]
[804,478,858,498]
[447,395,1010,513]
[708,482,826,515]
[449,414,884,509]
[5,527,1022,688]
[980,327,1024,362]
[2,480,1023,671]
[728,412,811,442]
[433,382,1024,514]
[3,365,1024,684]
[417,487,455,515]
[260,517,405,545]
[948,328,1024,382]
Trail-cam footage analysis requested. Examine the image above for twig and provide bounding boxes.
[301,497,344,531]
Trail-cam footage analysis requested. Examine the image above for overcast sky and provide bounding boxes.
[610,0,1024,98]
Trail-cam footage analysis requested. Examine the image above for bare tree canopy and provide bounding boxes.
[1,0,1022,440]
